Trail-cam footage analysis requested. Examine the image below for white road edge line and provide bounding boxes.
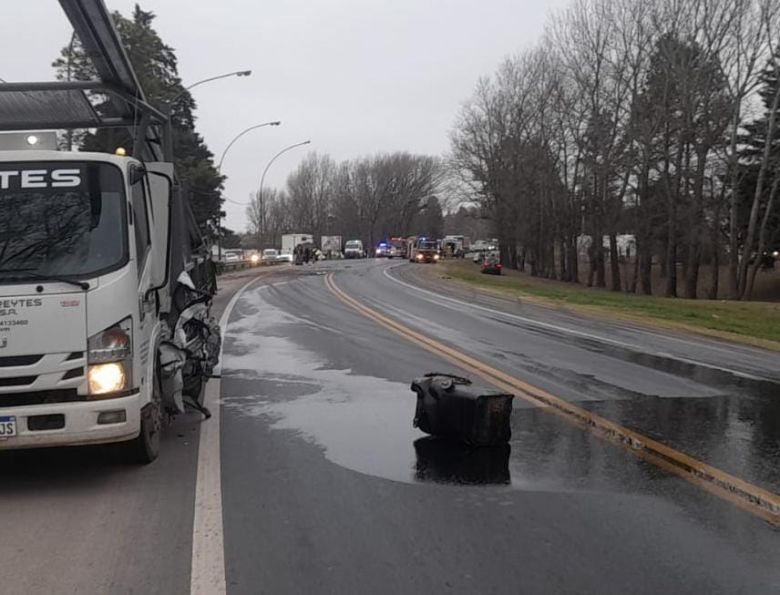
[190,275,271,595]
[381,264,768,382]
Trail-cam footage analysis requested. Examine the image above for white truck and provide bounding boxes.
[320,235,342,259]
[0,0,220,463]
[442,235,471,257]
[281,233,314,257]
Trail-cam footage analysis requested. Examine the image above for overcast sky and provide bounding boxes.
[3,0,565,231]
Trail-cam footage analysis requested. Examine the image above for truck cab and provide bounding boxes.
[0,150,174,461]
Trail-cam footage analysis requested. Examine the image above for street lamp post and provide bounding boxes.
[217,121,281,172]
[163,69,252,159]
[169,70,252,107]
[214,120,281,261]
[256,140,311,249]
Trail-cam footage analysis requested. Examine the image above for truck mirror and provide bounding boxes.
[128,163,147,186]
[144,163,174,300]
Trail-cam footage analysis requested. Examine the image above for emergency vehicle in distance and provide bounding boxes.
[408,237,440,263]
[375,237,408,259]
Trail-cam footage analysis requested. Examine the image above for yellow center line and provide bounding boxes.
[324,273,780,526]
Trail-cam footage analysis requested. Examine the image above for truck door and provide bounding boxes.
[130,174,155,375]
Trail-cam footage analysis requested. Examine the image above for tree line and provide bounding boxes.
[451,0,780,300]
[245,152,445,249]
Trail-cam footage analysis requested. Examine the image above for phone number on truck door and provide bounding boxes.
[0,319,29,326]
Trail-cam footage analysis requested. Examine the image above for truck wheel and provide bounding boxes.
[124,368,162,464]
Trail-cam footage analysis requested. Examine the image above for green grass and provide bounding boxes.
[439,261,780,346]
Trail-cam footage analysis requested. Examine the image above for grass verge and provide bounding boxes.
[436,261,780,349]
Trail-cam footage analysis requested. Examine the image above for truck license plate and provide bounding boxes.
[0,416,17,439]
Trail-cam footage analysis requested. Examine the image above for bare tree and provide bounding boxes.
[738,9,780,298]
[246,187,289,248]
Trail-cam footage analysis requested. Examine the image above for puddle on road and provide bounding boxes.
[220,285,704,497]
[414,437,511,485]
[581,394,780,493]
[221,288,552,489]
[223,288,423,484]
[519,322,780,397]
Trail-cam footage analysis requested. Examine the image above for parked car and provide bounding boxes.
[277,253,294,264]
[481,255,502,275]
[262,248,279,264]
[224,252,241,263]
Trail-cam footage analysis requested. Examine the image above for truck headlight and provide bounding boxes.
[416,254,423,260]
[251,254,260,264]
[433,254,440,261]
[88,363,127,395]
[88,317,132,396]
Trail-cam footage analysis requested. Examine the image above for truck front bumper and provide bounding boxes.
[0,391,142,450]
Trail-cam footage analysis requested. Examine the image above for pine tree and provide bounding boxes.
[52,5,223,232]
[737,47,780,293]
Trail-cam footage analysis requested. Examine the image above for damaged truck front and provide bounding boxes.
[0,149,220,463]
[0,0,221,463]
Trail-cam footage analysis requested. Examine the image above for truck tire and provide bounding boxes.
[124,368,162,464]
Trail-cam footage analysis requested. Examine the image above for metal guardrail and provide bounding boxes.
[215,259,288,275]
[216,261,250,274]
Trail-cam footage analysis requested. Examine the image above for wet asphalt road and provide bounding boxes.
[1,260,778,594]
[0,271,257,595]
[220,260,780,594]
[360,262,780,494]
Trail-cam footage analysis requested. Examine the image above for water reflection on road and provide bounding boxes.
[221,277,779,542]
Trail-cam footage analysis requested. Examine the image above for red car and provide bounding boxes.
[481,257,502,275]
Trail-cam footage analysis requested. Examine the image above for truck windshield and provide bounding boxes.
[0,161,127,280]
[419,240,437,250]
[346,241,361,248]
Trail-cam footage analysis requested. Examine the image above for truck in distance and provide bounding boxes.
[376,237,407,258]
[344,239,366,259]
[321,235,343,259]
[281,234,314,258]
[409,238,440,263]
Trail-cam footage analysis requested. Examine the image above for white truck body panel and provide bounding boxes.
[321,235,342,253]
[0,291,86,354]
[281,233,313,255]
